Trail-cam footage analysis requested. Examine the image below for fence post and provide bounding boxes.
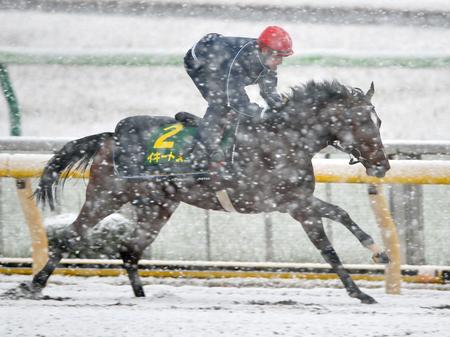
[403,184,425,264]
[205,210,212,261]
[264,213,274,261]
[368,184,401,294]
[389,154,425,265]
[0,179,2,256]
[1,64,48,274]
[0,64,21,136]
[324,154,334,243]
[16,179,48,274]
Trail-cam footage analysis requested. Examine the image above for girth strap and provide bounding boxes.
[215,190,238,212]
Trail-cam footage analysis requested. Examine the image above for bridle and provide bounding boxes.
[329,108,382,166]
[329,140,367,166]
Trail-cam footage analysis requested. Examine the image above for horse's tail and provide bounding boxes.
[35,132,114,210]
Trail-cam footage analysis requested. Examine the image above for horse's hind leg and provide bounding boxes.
[312,197,389,263]
[121,200,180,297]
[121,250,145,297]
[30,188,128,293]
[25,247,64,296]
[290,208,376,304]
[31,158,129,293]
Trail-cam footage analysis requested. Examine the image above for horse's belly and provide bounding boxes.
[224,190,283,213]
[224,180,313,214]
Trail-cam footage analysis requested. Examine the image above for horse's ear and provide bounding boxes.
[366,82,375,101]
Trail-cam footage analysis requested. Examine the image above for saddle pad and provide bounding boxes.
[113,116,209,180]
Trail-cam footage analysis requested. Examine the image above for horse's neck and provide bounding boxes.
[272,110,333,157]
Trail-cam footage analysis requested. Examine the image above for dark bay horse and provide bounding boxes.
[26,80,390,304]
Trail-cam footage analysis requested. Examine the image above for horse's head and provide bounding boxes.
[266,80,390,178]
[332,82,390,178]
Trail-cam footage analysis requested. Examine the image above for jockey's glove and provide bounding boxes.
[259,94,289,118]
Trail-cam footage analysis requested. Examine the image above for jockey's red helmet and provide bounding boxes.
[258,26,293,57]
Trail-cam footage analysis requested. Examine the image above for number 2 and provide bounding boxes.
[153,123,184,149]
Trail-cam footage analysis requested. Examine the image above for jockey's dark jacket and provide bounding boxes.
[184,33,284,117]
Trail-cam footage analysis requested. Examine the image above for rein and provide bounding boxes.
[329,141,367,166]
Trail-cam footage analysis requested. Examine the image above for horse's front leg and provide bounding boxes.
[312,197,389,264]
[290,207,377,304]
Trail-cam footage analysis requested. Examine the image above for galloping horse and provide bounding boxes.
[27,80,390,304]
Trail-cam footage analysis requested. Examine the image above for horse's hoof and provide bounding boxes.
[350,291,377,304]
[1,282,42,299]
[133,288,146,297]
[358,293,377,304]
[372,251,390,264]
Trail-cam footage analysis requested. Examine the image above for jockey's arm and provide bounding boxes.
[258,70,284,109]
[226,77,263,118]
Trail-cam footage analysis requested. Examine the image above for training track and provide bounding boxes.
[1,275,449,336]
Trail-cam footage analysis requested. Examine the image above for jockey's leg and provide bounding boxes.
[198,104,232,165]
[184,46,234,170]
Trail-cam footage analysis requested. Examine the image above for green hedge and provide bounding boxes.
[1,50,449,68]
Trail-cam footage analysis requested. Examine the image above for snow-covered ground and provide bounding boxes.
[1,274,450,337]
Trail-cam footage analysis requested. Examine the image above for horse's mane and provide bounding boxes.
[288,80,366,110]
[263,80,366,130]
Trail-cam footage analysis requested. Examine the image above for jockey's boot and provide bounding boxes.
[189,141,210,172]
[189,147,232,184]
[209,149,226,169]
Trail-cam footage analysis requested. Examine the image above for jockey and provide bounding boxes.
[184,25,293,168]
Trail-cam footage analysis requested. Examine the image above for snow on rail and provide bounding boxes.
[1,153,449,184]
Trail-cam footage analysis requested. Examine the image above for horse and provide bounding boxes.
[22,80,390,304]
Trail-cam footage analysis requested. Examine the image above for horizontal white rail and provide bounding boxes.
[0,153,449,184]
[314,158,450,184]
[1,258,447,284]
[1,257,448,273]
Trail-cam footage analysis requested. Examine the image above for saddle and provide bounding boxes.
[112,112,233,181]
